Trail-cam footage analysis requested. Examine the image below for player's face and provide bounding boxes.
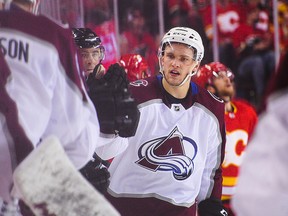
[213,71,235,97]
[161,43,198,87]
[79,47,103,75]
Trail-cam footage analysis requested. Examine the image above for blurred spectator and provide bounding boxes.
[276,0,288,55]
[59,0,83,27]
[119,54,151,82]
[199,0,247,70]
[92,21,119,69]
[232,3,275,110]
[119,6,158,75]
[84,0,112,26]
[194,62,258,216]
[166,0,193,28]
[165,0,212,64]
[84,0,118,69]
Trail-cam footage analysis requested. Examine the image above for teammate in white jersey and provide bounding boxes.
[0,0,109,213]
[71,28,135,195]
[105,27,227,216]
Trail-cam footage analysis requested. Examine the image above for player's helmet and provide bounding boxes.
[72,28,105,61]
[119,54,151,82]
[158,27,204,62]
[195,62,234,88]
[72,28,104,50]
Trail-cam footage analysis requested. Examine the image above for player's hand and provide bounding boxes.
[95,64,105,79]
[87,63,140,137]
[79,153,110,194]
[87,64,105,80]
[198,198,228,216]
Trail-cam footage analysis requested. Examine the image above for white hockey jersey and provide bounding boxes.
[232,88,288,216]
[106,76,226,216]
[0,5,100,202]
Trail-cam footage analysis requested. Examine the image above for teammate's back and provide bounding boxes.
[0,0,100,205]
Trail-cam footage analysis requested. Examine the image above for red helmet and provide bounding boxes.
[195,62,234,88]
[119,54,150,82]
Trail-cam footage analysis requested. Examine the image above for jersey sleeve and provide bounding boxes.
[195,92,226,202]
[197,116,226,202]
[94,136,128,160]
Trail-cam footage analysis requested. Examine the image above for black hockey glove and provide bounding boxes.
[87,63,105,80]
[79,153,110,194]
[198,198,228,216]
[87,63,140,137]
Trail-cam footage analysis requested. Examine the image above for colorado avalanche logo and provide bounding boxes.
[136,127,197,180]
[129,79,149,87]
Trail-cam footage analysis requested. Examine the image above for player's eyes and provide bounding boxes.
[91,53,100,58]
[166,53,175,59]
[80,52,100,59]
[81,53,89,58]
[180,57,190,62]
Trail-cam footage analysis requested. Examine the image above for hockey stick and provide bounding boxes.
[13,135,120,216]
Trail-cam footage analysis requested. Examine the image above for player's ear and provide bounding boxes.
[160,55,164,66]
[207,85,216,94]
[191,62,200,75]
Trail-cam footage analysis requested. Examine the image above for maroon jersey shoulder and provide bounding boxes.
[193,83,225,121]
[129,76,162,105]
[0,7,86,99]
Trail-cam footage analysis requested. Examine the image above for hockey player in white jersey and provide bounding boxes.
[71,27,140,195]
[105,27,228,216]
[0,0,133,215]
[1,0,98,199]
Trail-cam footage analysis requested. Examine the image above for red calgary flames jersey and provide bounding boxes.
[222,99,257,200]
[199,2,247,41]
